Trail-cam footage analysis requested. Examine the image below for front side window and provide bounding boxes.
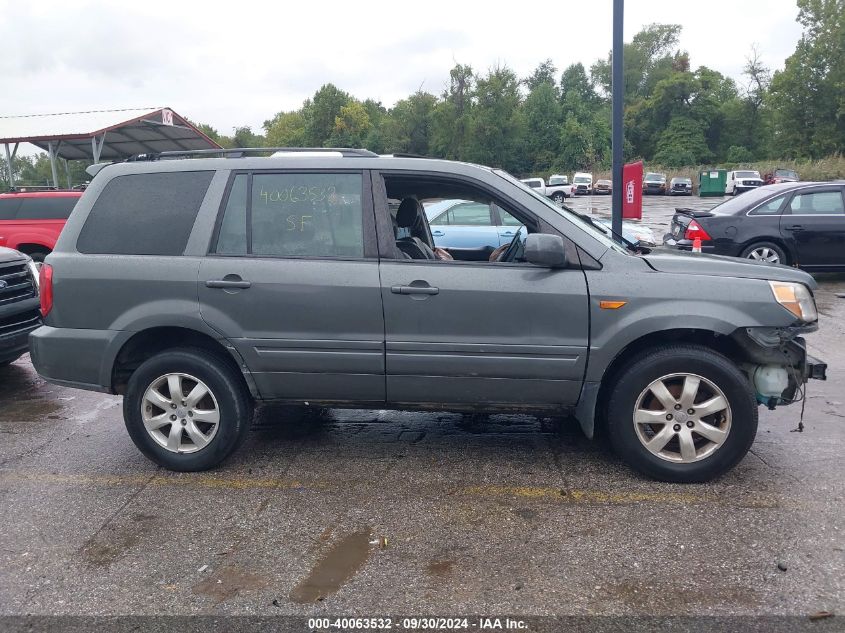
[215,172,364,258]
[789,191,845,216]
[499,209,523,226]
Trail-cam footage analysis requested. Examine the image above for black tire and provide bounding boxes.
[552,192,565,203]
[740,241,788,266]
[606,345,757,483]
[123,348,253,471]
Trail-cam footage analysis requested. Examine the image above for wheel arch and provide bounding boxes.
[579,327,748,439]
[738,236,794,265]
[14,242,53,257]
[109,326,258,398]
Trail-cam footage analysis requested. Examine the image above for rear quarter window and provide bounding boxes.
[0,199,21,220]
[76,171,214,255]
[16,197,78,220]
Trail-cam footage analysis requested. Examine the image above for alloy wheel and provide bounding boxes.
[747,247,781,263]
[633,373,732,463]
[141,373,220,453]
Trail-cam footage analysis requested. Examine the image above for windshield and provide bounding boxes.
[776,169,798,179]
[573,176,591,183]
[493,169,627,254]
[644,173,665,182]
[735,171,759,178]
[523,180,542,188]
[672,178,691,184]
[548,176,567,185]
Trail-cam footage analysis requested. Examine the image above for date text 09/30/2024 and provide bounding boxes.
[307,617,528,630]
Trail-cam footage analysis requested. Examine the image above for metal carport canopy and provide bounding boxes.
[0,107,221,162]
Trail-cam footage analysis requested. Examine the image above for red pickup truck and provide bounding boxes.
[0,190,82,261]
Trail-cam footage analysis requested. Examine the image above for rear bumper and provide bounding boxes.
[29,325,126,393]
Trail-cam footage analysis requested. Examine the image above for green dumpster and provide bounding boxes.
[698,169,727,197]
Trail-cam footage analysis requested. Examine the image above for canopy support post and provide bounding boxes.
[91,133,106,163]
[4,143,14,189]
[64,158,72,189]
[47,141,59,188]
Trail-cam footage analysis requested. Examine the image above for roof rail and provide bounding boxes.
[126,147,379,161]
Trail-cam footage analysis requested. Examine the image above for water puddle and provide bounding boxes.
[289,528,372,603]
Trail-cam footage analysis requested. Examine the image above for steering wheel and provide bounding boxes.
[492,226,525,263]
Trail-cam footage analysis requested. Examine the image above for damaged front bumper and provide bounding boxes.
[732,326,826,408]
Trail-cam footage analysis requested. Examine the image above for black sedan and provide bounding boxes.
[662,182,845,272]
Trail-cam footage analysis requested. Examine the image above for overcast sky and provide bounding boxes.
[1,0,803,138]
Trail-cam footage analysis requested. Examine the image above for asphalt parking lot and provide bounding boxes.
[0,199,842,620]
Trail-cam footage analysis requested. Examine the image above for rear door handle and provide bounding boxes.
[206,279,251,289]
[391,285,439,295]
[432,230,445,237]
[785,225,804,232]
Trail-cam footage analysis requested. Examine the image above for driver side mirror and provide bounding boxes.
[524,234,567,268]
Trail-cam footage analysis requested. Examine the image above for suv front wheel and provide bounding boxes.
[123,348,253,471]
[607,345,758,483]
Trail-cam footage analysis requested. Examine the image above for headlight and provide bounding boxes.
[769,281,817,322]
[25,257,40,292]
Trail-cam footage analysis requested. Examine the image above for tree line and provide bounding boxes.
[3,0,842,188]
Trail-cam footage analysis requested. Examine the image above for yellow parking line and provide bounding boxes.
[459,484,780,508]
[0,471,314,491]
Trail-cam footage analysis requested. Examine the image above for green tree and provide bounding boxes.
[466,65,525,172]
[525,59,558,92]
[769,0,845,157]
[264,111,307,147]
[328,101,372,147]
[523,82,561,171]
[304,84,351,147]
[431,63,475,160]
[653,116,712,166]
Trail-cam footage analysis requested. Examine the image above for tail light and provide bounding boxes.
[684,220,712,241]
[39,264,53,317]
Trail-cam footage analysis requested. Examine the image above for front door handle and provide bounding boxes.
[391,284,439,295]
[206,279,251,289]
[432,230,445,237]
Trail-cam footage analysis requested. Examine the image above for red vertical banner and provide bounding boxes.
[622,160,643,219]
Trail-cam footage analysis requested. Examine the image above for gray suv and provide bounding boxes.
[29,148,826,482]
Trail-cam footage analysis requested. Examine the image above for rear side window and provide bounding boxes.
[0,199,21,220]
[16,197,78,220]
[749,195,787,216]
[215,172,364,258]
[77,171,214,255]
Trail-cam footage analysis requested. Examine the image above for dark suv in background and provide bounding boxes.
[29,148,826,483]
[0,247,40,366]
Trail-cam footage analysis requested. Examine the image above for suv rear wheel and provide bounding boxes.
[123,348,253,471]
[606,345,757,483]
